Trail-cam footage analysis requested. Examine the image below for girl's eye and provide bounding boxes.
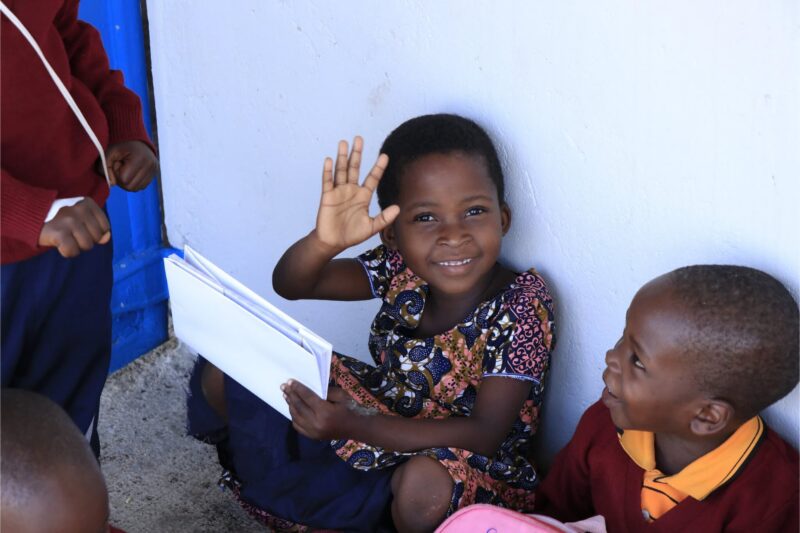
[414,213,435,222]
[466,207,487,217]
[632,354,645,370]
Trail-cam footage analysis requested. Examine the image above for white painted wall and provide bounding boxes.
[147,1,800,465]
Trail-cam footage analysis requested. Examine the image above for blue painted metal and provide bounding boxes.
[79,0,169,372]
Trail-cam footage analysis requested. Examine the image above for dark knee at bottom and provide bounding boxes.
[200,362,228,422]
[391,456,453,533]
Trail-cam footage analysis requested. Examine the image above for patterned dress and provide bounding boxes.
[329,245,556,514]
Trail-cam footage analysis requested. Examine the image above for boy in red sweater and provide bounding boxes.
[1,0,158,456]
[535,265,799,532]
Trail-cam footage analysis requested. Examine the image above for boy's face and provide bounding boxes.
[602,275,704,434]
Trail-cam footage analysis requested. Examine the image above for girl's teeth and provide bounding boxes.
[439,259,471,266]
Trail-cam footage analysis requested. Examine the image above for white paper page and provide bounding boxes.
[164,254,331,418]
[300,328,332,389]
[183,246,308,347]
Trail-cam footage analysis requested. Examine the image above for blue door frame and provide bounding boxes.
[79,0,169,372]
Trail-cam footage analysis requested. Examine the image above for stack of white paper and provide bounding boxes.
[164,246,332,419]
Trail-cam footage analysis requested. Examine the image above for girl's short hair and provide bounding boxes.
[377,114,505,209]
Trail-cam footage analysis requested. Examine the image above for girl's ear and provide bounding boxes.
[689,399,735,437]
[380,223,397,249]
[500,203,512,236]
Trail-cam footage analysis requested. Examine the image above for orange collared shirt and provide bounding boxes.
[618,416,764,521]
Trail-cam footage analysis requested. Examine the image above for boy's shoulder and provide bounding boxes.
[558,400,798,528]
[577,401,800,523]
[727,423,798,494]
[702,424,798,529]
[575,400,800,478]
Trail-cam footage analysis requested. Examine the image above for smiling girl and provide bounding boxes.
[191,114,556,533]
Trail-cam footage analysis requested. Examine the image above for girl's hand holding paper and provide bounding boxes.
[282,380,355,440]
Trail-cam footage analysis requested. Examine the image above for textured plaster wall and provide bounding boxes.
[147,1,799,464]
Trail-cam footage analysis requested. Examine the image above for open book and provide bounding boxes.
[163,246,332,419]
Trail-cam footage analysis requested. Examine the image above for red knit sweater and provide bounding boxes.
[535,401,799,532]
[1,0,153,264]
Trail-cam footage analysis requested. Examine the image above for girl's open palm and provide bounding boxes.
[316,137,399,250]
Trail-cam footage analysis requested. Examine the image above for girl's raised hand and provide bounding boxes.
[315,136,400,251]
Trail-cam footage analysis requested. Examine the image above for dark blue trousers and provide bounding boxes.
[187,357,396,532]
[1,243,113,457]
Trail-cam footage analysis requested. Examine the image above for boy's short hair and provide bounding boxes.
[377,113,505,209]
[1,389,103,508]
[668,265,799,418]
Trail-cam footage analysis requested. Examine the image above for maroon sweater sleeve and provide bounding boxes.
[0,170,58,251]
[534,402,605,522]
[54,0,155,153]
[755,499,799,533]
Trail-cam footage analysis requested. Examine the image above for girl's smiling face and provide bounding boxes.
[382,151,510,298]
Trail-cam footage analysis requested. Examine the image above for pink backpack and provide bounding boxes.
[435,504,607,533]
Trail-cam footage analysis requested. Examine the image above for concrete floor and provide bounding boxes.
[99,337,267,533]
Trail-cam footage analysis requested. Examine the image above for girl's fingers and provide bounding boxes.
[291,421,309,438]
[362,154,389,192]
[326,386,350,403]
[287,404,309,436]
[321,157,334,193]
[371,204,400,234]
[285,381,315,411]
[334,140,349,185]
[290,381,324,409]
[285,389,307,420]
[347,136,363,184]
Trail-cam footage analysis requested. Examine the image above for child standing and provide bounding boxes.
[191,114,555,532]
[535,265,799,531]
[1,0,159,457]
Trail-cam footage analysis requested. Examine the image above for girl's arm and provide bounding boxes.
[273,137,399,301]
[272,233,370,301]
[284,376,532,457]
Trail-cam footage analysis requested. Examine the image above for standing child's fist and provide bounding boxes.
[38,198,111,258]
[104,140,159,191]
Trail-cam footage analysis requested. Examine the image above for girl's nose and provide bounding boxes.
[437,218,469,247]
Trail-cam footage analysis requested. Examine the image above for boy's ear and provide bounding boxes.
[380,223,397,249]
[689,399,735,437]
[500,203,512,236]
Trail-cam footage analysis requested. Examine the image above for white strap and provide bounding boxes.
[1,1,111,187]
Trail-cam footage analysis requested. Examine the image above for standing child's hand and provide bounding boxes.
[315,136,399,251]
[103,140,159,191]
[38,198,111,258]
[281,380,356,440]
